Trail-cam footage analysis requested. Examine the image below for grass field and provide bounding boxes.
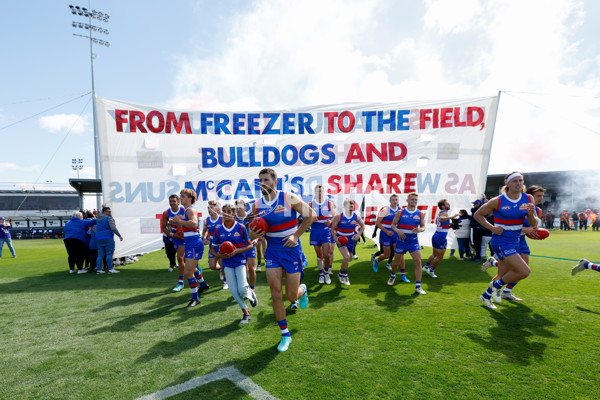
[1,230,599,399]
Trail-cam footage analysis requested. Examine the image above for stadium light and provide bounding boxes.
[72,158,84,179]
[69,3,110,210]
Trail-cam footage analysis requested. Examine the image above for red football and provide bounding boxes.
[526,227,550,240]
[338,236,349,246]
[219,241,235,255]
[250,217,269,233]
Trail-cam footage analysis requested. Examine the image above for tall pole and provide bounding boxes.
[69,3,109,211]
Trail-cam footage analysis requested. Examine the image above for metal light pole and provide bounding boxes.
[69,3,110,210]
[72,158,84,179]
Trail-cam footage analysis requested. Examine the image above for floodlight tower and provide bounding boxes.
[69,4,110,210]
[72,158,84,179]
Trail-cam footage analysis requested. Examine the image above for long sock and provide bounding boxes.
[390,273,396,279]
[194,268,206,284]
[425,262,431,268]
[415,280,421,289]
[400,268,406,275]
[503,283,517,293]
[277,319,291,337]
[188,277,199,301]
[585,261,600,271]
[430,265,436,272]
[491,259,499,267]
[492,278,506,289]
[178,275,184,285]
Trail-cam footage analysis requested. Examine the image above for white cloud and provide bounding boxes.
[38,113,90,134]
[167,0,600,173]
[0,162,40,173]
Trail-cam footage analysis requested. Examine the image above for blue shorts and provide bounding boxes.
[243,246,257,259]
[379,229,398,247]
[395,237,420,255]
[337,236,355,254]
[184,236,204,260]
[431,232,448,250]
[172,237,185,249]
[518,235,530,255]
[491,235,520,261]
[265,238,303,274]
[310,225,333,246]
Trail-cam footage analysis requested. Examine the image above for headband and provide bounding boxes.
[506,173,523,183]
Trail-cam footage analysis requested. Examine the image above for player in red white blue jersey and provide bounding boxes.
[234,198,259,293]
[372,194,400,274]
[211,204,258,324]
[202,200,227,289]
[249,168,317,352]
[422,199,459,279]
[170,189,209,308]
[330,198,365,286]
[390,193,427,294]
[309,184,336,285]
[475,172,536,310]
[161,194,188,292]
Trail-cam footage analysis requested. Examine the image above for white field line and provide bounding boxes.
[136,366,279,400]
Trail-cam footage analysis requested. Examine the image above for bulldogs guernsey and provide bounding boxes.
[432,210,450,249]
[336,211,358,239]
[167,205,186,244]
[492,192,532,243]
[182,206,204,259]
[205,215,222,240]
[212,221,251,268]
[309,198,334,246]
[380,205,399,246]
[395,208,422,242]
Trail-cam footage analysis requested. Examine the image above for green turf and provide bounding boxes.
[0,230,599,399]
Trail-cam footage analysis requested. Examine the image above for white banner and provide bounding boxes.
[96,96,499,257]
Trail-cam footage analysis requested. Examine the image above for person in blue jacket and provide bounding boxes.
[63,211,96,274]
[94,206,123,274]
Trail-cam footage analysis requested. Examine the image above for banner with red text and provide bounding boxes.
[96,96,499,257]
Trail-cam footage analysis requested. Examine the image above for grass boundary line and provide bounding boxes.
[135,366,279,400]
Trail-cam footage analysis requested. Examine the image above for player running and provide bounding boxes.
[202,200,228,290]
[234,199,259,294]
[330,198,365,286]
[249,168,316,352]
[389,193,427,294]
[373,194,401,276]
[309,184,336,285]
[161,194,188,292]
[423,199,459,278]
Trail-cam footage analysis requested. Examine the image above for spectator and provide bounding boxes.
[63,211,96,274]
[83,211,98,271]
[470,199,485,262]
[94,206,123,274]
[591,208,600,231]
[579,211,588,231]
[0,217,17,259]
[545,210,555,230]
[453,209,472,260]
[560,210,571,230]
[571,211,578,231]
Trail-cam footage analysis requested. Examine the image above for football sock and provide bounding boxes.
[178,275,184,285]
[585,261,600,271]
[188,277,199,301]
[277,319,291,337]
[415,280,421,289]
[503,283,517,293]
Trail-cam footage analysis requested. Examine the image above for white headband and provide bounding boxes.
[506,173,523,183]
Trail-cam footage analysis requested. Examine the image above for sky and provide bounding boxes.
[1,0,599,196]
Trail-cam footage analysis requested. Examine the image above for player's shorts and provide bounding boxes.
[243,246,257,259]
[395,236,420,255]
[265,237,303,274]
[172,236,185,249]
[310,224,333,246]
[379,229,397,247]
[518,235,530,255]
[431,232,448,250]
[491,235,520,261]
[184,236,204,260]
[336,236,356,254]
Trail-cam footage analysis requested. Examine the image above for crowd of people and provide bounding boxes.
[558,209,600,231]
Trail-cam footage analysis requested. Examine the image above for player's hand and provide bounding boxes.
[171,216,181,226]
[283,234,298,247]
[385,229,393,237]
[249,227,265,240]
[397,232,406,240]
[352,234,359,242]
[119,236,124,242]
[491,225,504,235]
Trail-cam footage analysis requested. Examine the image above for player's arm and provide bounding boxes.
[437,210,459,222]
[330,214,341,244]
[375,207,393,236]
[161,210,171,236]
[413,212,426,233]
[354,213,366,241]
[391,210,405,239]
[175,208,198,229]
[474,198,503,235]
[525,195,537,227]
[285,192,317,247]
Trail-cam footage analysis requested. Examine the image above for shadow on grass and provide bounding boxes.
[86,295,236,335]
[575,306,600,315]
[466,302,557,365]
[135,319,244,363]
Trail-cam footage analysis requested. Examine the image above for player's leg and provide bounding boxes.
[338,244,351,285]
[410,249,425,294]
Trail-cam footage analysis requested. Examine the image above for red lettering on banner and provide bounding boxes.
[324,112,338,133]
[328,175,342,195]
[433,108,439,129]
[344,174,363,194]
[420,109,432,129]
[365,174,384,194]
[129,111,148,133]
[147,110,165,133]
[453,107,466,127]
[389,143,407,161]
[166,112,192,134]
[115,109,128,132]
[364,206,378,225]
[440,108,453,128]
[338,111,355,133]
[467,107,484,126]
[430,206,438,223]
[345,143,366,163]
[386,173,402,193]
[366,143,387,162]
[404,173,417,192]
